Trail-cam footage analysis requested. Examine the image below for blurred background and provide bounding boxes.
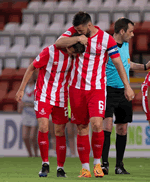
[0,0,150,158]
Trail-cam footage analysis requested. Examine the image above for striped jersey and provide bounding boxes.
[141,72,150,97]
[62,26,120,90]
[33,44,72,107]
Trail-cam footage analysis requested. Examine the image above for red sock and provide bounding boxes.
[92,131,104,159]
[77,135,90,164]
[38,131,49,162]
[56,135,66,167]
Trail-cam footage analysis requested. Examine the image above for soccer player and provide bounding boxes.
[55,12,135,178]
[142,72,150,125]
[15,40,85,178]
[101,18,150,175]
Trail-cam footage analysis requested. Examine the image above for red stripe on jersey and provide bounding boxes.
[55,53,68,106]
[81,38,91,89]
[91,32,103,89]
[35,68,47,101]
[46,46,59,104]
[142,72,150,96]
[71,56,80,88]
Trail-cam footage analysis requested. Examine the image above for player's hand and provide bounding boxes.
[146,61,150,70]
[78,35,88,45]
[15,90,24,103]
[124,85,135,101]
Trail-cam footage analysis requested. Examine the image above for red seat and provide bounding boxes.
[11,81,21,91]
[12,2,28,11]
[135,34,149,52]
[2,104,15,112]
[13,68,27,81]
[9,14,20,23]
[0,81,9,91]
[0,68,17,81]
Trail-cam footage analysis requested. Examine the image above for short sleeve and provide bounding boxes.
[61,26,77,37]
[107,35,120,59]
[33,47,50,68]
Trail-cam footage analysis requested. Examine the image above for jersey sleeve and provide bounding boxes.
[107,35,120,59]
[61,26,77,37]
[33,47,50,69]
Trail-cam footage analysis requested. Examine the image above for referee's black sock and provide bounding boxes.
[102,130,111,163]
[116,134,127,166]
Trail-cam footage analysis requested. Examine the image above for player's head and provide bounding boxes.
[114,18,134,42]
[67,33,85,56]
[72,11,92,37]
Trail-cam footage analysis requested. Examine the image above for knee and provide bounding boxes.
[55,125,65,136]
[103,123,113,132]
[77,124,89,135]
[22,134,29,141]
[116,126,127,135]
[39,124,49,133]
[92,122,103,132]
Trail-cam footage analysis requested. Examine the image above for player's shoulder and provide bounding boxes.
[63,26,76,36]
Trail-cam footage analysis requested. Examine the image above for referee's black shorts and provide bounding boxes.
[105,86,133,124]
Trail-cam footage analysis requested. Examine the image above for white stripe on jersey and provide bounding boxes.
[40,45,54,102]
[76,55,84,88]
[142,96,147,113]
[50,51,65,105]
[59,57,72,107]
[96,32,109,89]
[69,58,76,86]
[85,35,98,90]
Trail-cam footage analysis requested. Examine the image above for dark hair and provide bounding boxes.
[71,33,85,53]
[114,18,134,34]
[72,11,91,27]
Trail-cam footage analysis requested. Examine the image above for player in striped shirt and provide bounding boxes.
[15,40,85,178]
[55,11,135,178]
[142,72,150,125]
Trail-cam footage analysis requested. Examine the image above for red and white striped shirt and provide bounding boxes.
[33,44,72,107]
[62,26,120,90]
[141,72,150,97]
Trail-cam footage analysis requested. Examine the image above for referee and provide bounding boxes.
[102,18,150,174]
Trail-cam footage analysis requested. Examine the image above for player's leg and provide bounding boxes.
[102,117,113,174]
[49,115,56,156]
[77,123,91,178]
[29,125,38,157]
[69,86,91,178]
[90,117,104,178]
[88,89,106,177]
[38,117,50,177]
[66,121,76,157]
[115,123,129,174]
[22,125,33,157]
[114,97,132,174]
[34,101,53,177]
[52,106,68,177]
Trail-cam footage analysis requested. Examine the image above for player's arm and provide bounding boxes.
[55,27,88,48]
[112,56,130,87]
[130,61,150,70]
[15,63,36,103]
[107,36,134,101]
[16,47,49,103]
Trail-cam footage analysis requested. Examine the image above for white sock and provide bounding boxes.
[57,166,64,170]
[42,161,49,165]
[93,158,101,165]
[82,163,90,171]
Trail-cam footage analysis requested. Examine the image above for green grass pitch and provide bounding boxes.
[0,157,150,182]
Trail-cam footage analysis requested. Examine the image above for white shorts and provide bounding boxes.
[21,107,37,127]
